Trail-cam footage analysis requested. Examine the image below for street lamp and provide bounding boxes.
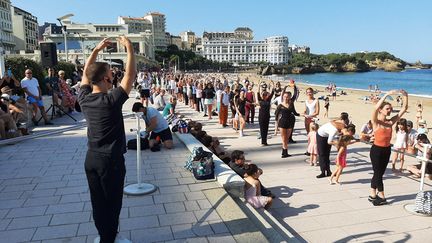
[75,32,87,64]
[57,13,74,62]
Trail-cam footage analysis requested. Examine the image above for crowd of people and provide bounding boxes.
[130,70,431,210]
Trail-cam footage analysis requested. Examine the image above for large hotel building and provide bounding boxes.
[201,28,289,65]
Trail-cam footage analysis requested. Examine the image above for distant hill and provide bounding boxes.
[260,51,408,75]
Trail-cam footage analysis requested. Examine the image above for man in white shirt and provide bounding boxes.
[153,88,166,111]
[21,69,52,126]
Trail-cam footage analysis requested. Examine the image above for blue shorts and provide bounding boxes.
[27,96,44,107]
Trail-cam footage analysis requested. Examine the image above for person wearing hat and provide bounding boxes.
[418,120,428,135]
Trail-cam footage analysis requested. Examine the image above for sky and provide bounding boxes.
[13,0,432,63]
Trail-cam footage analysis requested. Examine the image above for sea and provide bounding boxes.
[274,69,432,98]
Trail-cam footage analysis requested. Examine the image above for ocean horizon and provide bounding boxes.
[275,69,432,98]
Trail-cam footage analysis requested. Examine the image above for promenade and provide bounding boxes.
[0,94,266,243]
[174,102,432,242]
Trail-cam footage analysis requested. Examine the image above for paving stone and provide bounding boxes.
[50,211,91,225]
[46,202,84,214]
[24,196,60,207]
[119,216,159,231]
[154,193,186,204]
[164,202,187,213]
[35,181,68,190]
[0,191,23,200]
[21,189,56,198]
[208,220,230,234]
[159,185,191,194]
[33,224,79,241]
[77,222,97,236]
[2,184,36,193]
[42,236,87,243]
[184,201,201,211]
[192,222,214,236]
[159,212,198,226]
[8,215,51,230]
[151,178,179,187]
[207,234,237,243]
[171,224,196,239]
[197,199,213,210]
[0,178,33,186]
[6,205,47,218]
[131,226,174,242]
[194,210,222,222]
[122,196,154,207]
[128,204,165,217]
[185,191,207,201]
[59,194,84,204]
[0,218,11,230]
[0,228,35,242]
[55,186,88,195]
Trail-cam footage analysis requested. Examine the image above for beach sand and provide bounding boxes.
[239,72,431,135]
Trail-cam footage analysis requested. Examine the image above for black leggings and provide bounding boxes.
[195,98,202,112]
[259,114,270,144]
[370,145,391,192]
[317,133,332,174]
[85,151,126,243]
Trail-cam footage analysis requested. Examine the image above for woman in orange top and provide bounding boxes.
[369,89,408,206]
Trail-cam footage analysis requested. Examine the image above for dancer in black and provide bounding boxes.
[78,37,136,243]
[275,90,297,158]
[257,81,274,146]
[369,90,408,206]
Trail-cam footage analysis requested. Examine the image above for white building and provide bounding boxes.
[179,31,196,50]
[203,36,289,65]
[11,5,38,52]
[117,16,152,34]
[0,0,14,52]
[41,17,155,66]
[143,12,168,50]
[290,44,310,54]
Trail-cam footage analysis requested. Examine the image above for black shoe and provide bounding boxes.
[150,146,161,152]
[32,119,39,126]
[203,114,208,117]
[261,143,268,146]
[326,171,332,177]
[368,195,377,202]
[289,139,297,144]
[45,121,54,125]
[304,152,311,156]
[372,196,387,206]
[316,173,326,178]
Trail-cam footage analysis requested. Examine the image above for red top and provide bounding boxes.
[245,91,255,103]
[374,127,392,147]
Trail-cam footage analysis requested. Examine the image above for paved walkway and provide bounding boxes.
[0,95,266,243]
[175,103,432,243]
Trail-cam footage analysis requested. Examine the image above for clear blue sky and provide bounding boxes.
[13,0,432,63]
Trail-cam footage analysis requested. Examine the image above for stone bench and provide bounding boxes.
[174,132,245,198]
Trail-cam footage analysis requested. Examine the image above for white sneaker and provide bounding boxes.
[239,131,244,137]
[94,235,132,243]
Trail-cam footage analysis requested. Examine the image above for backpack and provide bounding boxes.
[127,138,149,150]
[185,146,213,172]
[415,191,432,215]
[192,156,215,180]
[177,120,189,134]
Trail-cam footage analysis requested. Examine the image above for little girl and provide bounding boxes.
[244,164,272,209]
[329,135,353,185]
[324,97,330,118]
[307,122,318,166]
[392,118,408,171]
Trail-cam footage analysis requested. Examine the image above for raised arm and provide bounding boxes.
[118,36,137,94]
[81,38,111,87]
[371,89,398,126]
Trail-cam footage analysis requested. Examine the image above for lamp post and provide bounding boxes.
[75,32,87,64]
[57,13,74,62]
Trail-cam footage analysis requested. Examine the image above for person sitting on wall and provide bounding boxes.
[229,150,275,198]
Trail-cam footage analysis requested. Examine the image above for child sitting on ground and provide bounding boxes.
[244,164,272,209]
[307,122,318,166]
[329,135,354,185]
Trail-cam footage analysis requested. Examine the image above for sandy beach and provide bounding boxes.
[238,72,431,136]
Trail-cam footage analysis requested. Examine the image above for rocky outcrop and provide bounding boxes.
[366,58,405,72]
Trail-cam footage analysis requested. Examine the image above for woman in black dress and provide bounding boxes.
[275,91,296,158]
[257,81,274,146]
